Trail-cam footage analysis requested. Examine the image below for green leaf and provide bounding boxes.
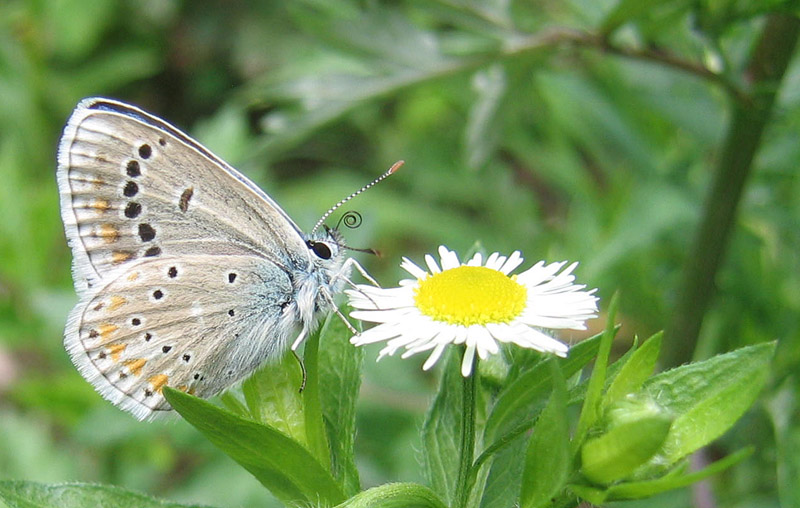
[573,292,619,452]
[600,0,693,35]
[484,331,605,442]
[318,314,364,495]
[576,448,753,502]
[421,349,463,506]
[580,414,672,484]
[217,391,249,417]
[642,342,775,466]
[333,483,448,508]
[603,332,663,410]
[300,323,333,467]
[478,434,527,508]
[164,388,345,507]
[520,360,569,508]
[240,351,309,445]
[0,480,210,508]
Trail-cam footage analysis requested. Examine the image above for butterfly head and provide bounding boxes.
[305,224,346,265]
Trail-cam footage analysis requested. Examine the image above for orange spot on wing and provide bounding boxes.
[89,199,110,212]
[177,385,188,392]
[123,358,146,376]
[112,251,135,264]
[106,343,127,361]
[108,295,126,311]
[127,272,139,281]
[148,374,169,394]
[97,224,119,243]
[98,323,118,339]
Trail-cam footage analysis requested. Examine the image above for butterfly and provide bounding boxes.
[57,98,397,420]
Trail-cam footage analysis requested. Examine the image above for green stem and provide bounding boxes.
[468,414,538,492]
[664,14,800,367]
[453,355,477,508]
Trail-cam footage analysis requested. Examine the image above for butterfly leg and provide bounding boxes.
[341,257,381,287]
[291,349,307,393]
[317,284,361,336]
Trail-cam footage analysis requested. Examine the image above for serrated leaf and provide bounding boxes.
[318,314,364,495]
[520,360,569,508]
[603,332,662,410]
[164,388,344,507]
[643,342,775,465]
[333,483,447,508]
[421,349,463,505]
[0,480,210,508]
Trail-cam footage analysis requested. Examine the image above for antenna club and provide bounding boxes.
[388,160,404,174]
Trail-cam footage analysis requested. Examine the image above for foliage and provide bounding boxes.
[0,307,775,507]
[1,0,799,507]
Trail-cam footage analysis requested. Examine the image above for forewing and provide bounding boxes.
[64,255,297,420]
[57,98,310,294]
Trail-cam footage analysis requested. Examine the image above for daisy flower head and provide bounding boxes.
[347,245,599,376]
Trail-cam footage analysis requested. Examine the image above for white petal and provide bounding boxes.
[350,323,404,345]
[486,253,507,271]
[468,325,499,359]
[500,251,524,274]
[346,285,413,310]
[508,326,569,357]
[486,252,501,268]
[467,252,482,266]
[422,343,448,370]
[516,260,559,286]
[452,325,468,345]
[439,245,461,270]
[461,344,476,376]
[350,307,418,324]
[425,254,441,274]
[401,257,428,279]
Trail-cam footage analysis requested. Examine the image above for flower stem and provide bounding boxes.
[665,14,800,367]
[454,354,477,508]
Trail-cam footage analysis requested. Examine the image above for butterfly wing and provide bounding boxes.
[65,255,298,420]
[57,98,310,294]
[57,98,315,419]
[66,255,302,419]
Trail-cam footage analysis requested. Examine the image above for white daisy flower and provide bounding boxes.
[347,245,599,376]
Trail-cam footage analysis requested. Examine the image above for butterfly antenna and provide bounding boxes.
[311,160,404,235]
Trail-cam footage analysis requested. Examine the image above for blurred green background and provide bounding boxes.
[1,1,799,507]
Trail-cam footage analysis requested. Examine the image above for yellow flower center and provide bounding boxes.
[414,265,528,326]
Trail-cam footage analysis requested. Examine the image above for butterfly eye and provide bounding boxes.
[308,241,332,260]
